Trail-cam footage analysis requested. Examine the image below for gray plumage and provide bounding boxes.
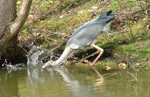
[42,10,115,68]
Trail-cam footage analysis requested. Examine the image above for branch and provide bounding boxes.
[10,0,32,38]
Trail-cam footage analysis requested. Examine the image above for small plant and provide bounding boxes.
[111,1,120,12]
[22,28,28,35]
[17,1,22,5]
[50,1,54,4]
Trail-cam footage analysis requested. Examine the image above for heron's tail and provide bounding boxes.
[98,10,113,19]
[97,10,115,23]
[42,47,73,68]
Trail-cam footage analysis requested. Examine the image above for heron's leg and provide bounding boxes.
[91,67,104,86]
[90,44,104,66]
[79,50,99,64]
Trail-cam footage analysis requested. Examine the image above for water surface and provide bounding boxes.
[0,66,150,97]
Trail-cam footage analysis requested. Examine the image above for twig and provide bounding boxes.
[61,23,84,33]
[36,29,65,36]
[78,18,84,24]
[103,72,118,77]
[127,71,138,82]
[50,39,67,52]
[40,1,62,20]
[63,22,73,32]
[44,38,52,45]
[21,47,29,54]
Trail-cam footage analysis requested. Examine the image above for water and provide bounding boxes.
[0,66,150,97]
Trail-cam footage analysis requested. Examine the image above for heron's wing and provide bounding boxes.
[70,13,114,37]
[67,23,104,49]
[70,19,104,38]
[66,11,115,49]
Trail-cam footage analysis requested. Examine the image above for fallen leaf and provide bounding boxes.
[59,15,64,19]
[106,66,111,70]
[135,63,140,66]
[118,62,127,69]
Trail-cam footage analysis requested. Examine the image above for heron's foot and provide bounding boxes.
[42,61,59,68]
[79,59,91,65]
[78,50,99,64]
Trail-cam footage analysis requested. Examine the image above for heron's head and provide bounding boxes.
[42,60,57,68]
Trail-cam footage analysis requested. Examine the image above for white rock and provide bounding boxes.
[92,6,98,10]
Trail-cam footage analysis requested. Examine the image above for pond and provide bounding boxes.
[0,65,150,97]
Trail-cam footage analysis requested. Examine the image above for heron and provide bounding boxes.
[42,10,115,68]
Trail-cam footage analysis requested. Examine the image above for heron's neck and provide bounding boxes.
[102,22,111,32]
[54,47,73,66]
